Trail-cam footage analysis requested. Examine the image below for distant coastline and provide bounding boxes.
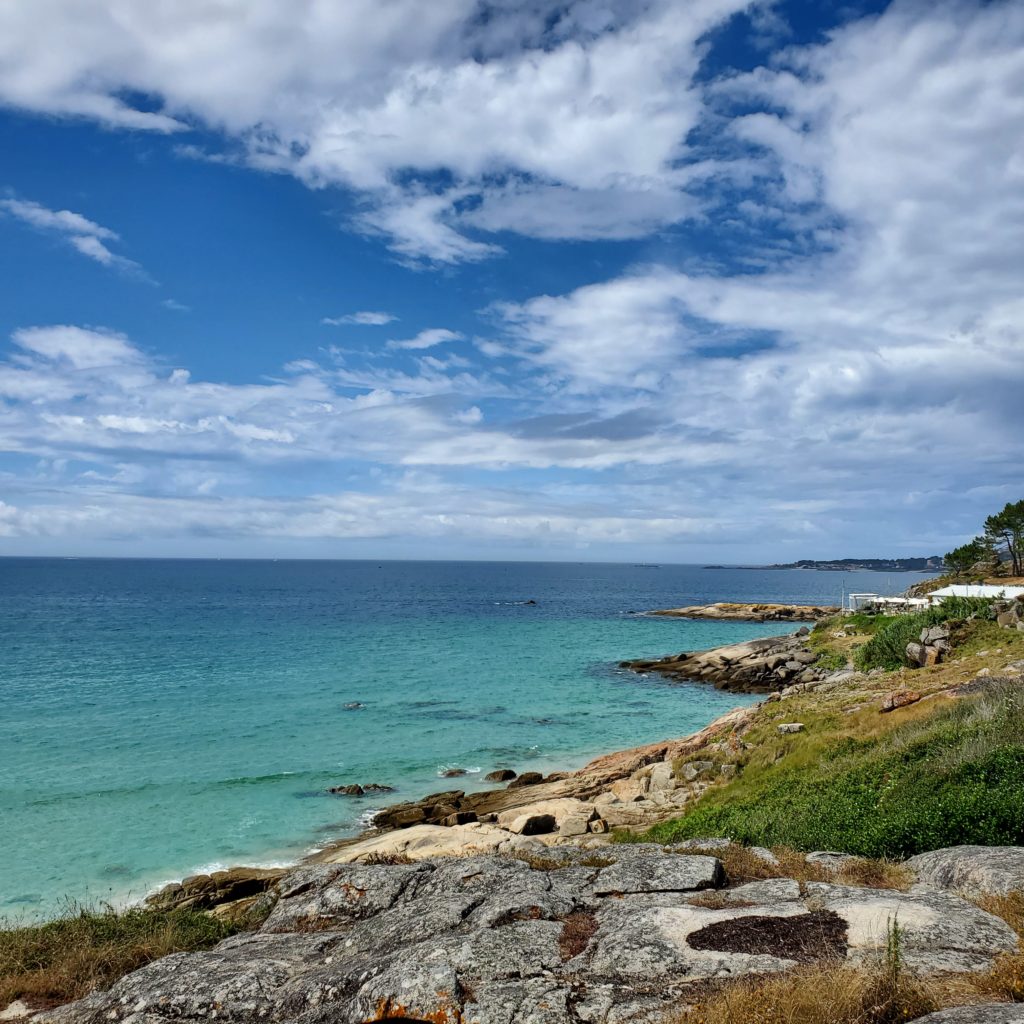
[704,557,944,572]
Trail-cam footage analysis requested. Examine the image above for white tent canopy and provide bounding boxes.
[929,584,1024,600]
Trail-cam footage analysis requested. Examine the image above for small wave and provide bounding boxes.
[358,807,381,828]
[145,856,296,899]
[435,765,481,777]
[211,771,299,789]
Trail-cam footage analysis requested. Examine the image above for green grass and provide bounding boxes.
[645,681,1024,859]
[0,903,262,1009]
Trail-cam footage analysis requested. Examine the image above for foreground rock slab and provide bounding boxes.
[908,846,1024,897]
[39,845,1020,1024]
[911,1007,1024,1023]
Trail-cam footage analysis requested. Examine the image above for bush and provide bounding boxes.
[0,903,255,1008]
[646,682,1024,859]
[853,597,996,671]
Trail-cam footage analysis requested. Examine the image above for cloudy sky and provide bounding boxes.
[0,0,1021,561]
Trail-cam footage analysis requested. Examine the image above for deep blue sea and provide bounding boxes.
[0,559,933,917]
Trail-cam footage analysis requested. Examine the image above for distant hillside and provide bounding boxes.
[768,557,944,572]
[705,557,944,572]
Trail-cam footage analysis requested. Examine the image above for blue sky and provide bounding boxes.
[0,0,1021,561]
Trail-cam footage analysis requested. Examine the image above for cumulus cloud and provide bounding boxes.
[0,0,753,261]
[11,325,144,370]
[0,197,144,273]
[322,311,397,326]
[1,1,1022,555]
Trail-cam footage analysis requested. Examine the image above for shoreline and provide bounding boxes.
[146,612,823,904]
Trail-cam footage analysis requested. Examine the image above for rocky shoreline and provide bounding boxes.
[621,626,833,691]
[647,601,839,621]
[19,603,1024,1024]
[147,623,844,905]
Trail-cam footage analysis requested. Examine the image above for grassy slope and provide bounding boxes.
[0,905,262,1009]
[646,614,1024,858]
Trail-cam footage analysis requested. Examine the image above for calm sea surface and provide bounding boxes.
[0,559,932,916]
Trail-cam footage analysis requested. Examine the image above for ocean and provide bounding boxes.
[0,558,931,917]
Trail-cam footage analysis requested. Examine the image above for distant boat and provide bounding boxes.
[634,564,660,568]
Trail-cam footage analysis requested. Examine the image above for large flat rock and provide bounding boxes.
[37,846,1021,1024]
[910,1007,1024,1023]
[805,882,1019,973]
[907,846,1024,897]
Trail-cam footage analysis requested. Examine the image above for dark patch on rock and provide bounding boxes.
[519,814,557,836]
[558,910,598,960]
[687,910,847,963]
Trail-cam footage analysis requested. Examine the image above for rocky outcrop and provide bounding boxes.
[911,1008,1024,1023]
[41,845,1019,1024]
[908,845,1024,897]
[907,625,952,668]
[648,602,838,622]
[145,867,287,915]
[994,598,1024,631]
[622,630,830,692]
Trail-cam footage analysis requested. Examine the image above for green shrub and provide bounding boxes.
[853,597,996,671]
[646,682,1024,859]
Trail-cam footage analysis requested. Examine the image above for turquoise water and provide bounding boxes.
[0,559,932,916]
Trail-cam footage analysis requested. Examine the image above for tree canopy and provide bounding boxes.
[945,500,1024,576]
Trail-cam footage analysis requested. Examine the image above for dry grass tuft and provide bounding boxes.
[977,891,1024,937]
[677,844,912,892]
[557,910,598,960]
[360,852,415,865]
[832,858,914,892]
[950,891,1024,1004]
[675,960,939,1024]
[686,891,757,910]
[503,850,567,872]
[0,903,256,1009]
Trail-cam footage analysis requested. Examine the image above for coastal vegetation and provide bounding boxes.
[851,597,996,671]
[0,904,263,1009]
[648,679,1024,856]
[643,602,1024,857]
[941,499,1024,579]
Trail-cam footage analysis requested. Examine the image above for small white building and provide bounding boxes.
[928,584,1024,601]
[847,593,930,612]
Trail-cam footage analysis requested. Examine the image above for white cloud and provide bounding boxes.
[322,311,397,326]
[0,0,753,261]
[0,2,1022,556]
[387,328,464,351]
[1,197,144,273]
[11,325,144,370]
